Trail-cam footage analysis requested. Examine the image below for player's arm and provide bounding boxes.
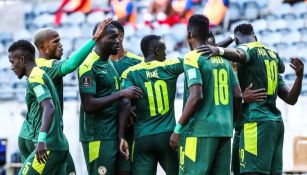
[80,86,142,113]
[278,58,304,105]
[30,79,55,164]
[60,18,112,75]
[118,97,131,160]
[196,45,247,64]
[170,53,203,151]
[36,98,55,164]
[216,35,235,48]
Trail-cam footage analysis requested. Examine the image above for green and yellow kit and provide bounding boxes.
[180,51,239,175]
[121,58,183,175]
[19,67,68,175]
[236,42,285,174]
[78,51,120,175]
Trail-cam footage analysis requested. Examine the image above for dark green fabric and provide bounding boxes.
[183,51,239,137]
[121,58,183,139]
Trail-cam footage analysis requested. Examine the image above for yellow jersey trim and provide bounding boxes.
[29,67,45,85]
[78,51,100,77]
[126,51,144,61]
[35,58,55,68]
[121,58,181,79]
[184,51,201,68]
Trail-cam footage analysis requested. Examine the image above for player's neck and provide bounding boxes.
[110,48,126,62]
[95,47,110,61]
[25,61,37,77]
[144,55,156,63]
[193,40,207,50]
[38,52,51,59]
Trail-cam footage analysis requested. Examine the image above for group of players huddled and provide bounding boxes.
[8,14,304,175]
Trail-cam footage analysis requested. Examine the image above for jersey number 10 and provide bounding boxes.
[145,80,170,117]
[213,69,229,105]
[264,60,277,95]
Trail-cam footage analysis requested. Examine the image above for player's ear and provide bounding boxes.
[20,55,25,64]
[187,32,192,40]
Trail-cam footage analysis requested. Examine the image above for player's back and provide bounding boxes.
[121,58,183,138]
[183,51,239,137]
[237,42,283,122]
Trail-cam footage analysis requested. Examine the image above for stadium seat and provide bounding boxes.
[13,30,31,41]
[287,19,304,31]
[267,19,287,31]
[243,1,259,20]
[0,32,12,45]
[86,11,105,26]
[136,24,152,37]
[283,31,301,45]
[153,24,171,36]
[272,3,293,18]
[171,23,186,43]
[67,12,86,26]
[33,13,55,28]
[293,2,307,18]
[124,24,136,38]
[251,19,267,33]
[284,136,307,174]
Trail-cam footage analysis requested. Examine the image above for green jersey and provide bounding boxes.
[183,51,239,137]
[19,59,64,140]
[237,42,284,123]
[78,51,120,142]
[25,67,68,151]
[121,58,183,138]
[112,51,143,76]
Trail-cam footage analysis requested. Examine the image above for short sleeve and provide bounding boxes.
[78,69,96,94]
[166,57,184,75]
[121,72,134,89]
[183,51,203,87]
[29,81,51,103]
[237,45,251,63]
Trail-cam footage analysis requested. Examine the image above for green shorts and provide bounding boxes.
[179,137,231,175]
[117,136,133,172]
[132,132,178,175]
[82,140,118,175]
[232,127,241,175]
[18,137,35,163]
[18,150,68,175]
[239,121,284,174]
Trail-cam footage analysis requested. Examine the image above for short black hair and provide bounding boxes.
[187,14,210,42]
[234,23,254,35]
[92,23,115,36]
[111,20,124,34]
[208,31,214,39]
[8,40,35,61]
[140,35,161,57]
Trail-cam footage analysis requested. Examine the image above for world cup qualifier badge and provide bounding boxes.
[83,77,91,87]
[98,166,107,175]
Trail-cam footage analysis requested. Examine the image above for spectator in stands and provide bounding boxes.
[145,0,198,27]
[203,0,229,27]
[109,0,136,24]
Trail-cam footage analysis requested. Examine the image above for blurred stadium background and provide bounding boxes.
[0,0,307,174]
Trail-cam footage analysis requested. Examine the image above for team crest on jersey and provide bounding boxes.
[83,77,91,87]
[98,166,107,175]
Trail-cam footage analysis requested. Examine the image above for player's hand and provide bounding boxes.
[119,138,129,160]
[120,86,143,99]
[196,45,219,58]
[170,132,180,151]
[92,18,113,42]
[35,142,48,164]
[243,83,267,103]
[290,57,304,79]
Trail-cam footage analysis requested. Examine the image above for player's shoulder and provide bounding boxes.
[35,58,56,68]
[126,51,144,61]
[121,62,144,78]
[183,50,203,67]
[29,67,46,84]
[79,51,100,77]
